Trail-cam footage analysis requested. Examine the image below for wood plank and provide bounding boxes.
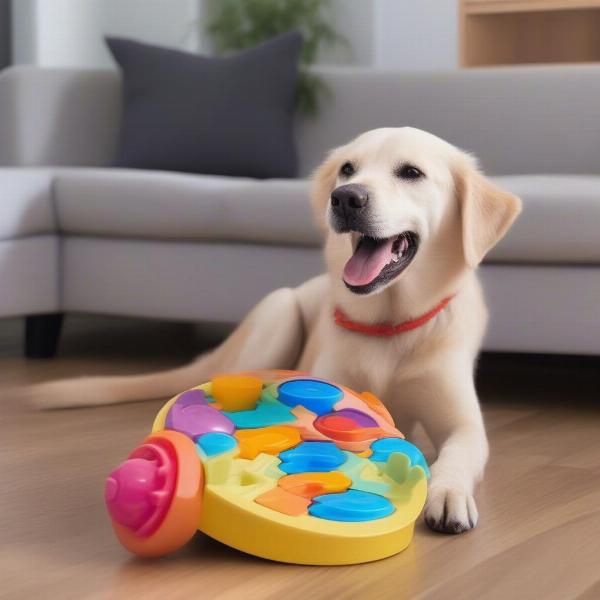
[1,317,599,599]
[461,4,600,66]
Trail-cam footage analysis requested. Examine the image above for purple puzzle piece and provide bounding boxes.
[333,408,378,428]
[165,389,235,440]
[171,389,209,408]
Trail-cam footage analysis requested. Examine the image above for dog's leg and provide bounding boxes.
[403,360,488,534]
[30,287,306,409]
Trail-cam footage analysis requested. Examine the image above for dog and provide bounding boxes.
[32,127,521,534]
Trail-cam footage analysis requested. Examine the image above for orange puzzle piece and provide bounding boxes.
[254,487,311,516]
[255,471,352,516]
[235,426,301,460]
[278,471,351,499]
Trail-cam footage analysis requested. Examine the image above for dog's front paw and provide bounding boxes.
[424,486,479,534]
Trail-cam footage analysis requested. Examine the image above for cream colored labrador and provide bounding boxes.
[33,127,521,534]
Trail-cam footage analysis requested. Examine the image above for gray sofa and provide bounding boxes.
[1,64,599,356]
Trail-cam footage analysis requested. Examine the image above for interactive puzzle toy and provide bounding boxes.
[105,370,429,564]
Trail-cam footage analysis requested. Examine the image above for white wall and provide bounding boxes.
[319,0,459,70]
[319,0,375,66]
[373,0,458,70]
[10,0,459,71]
[11,0,204,68]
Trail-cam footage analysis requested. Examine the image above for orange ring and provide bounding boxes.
[110,430,204,557]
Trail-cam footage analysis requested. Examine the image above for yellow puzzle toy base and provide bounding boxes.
[105,370,429,564]
[200,486,423,565]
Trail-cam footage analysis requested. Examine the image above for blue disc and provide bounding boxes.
[196,432,237,457]
[279,441,346,474]
[309,490,395,522]
[277,379,343,415]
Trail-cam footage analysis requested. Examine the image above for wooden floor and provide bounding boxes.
[1,316,600,600]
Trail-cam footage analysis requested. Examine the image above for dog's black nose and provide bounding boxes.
[331,184,369,216]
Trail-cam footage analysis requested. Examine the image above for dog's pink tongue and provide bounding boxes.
[343,238,394,287]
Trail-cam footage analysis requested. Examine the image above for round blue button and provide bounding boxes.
[196,432,237,457]
[309,490,395,522]
[277,379,343,415]
[279,441,346,474]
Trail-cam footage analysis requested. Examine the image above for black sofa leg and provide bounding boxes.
[25,314,64,359]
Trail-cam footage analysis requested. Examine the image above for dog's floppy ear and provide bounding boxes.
[454,156,522,267]
[310,149,341,232]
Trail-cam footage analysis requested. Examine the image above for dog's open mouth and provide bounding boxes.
[343,231,419,294]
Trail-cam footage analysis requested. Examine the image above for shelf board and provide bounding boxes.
[460,0,600,67]
[464,0,600,15]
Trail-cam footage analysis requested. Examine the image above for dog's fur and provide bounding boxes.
[32,128,521,534]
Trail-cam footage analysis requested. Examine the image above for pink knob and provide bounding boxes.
[105,441,176,536]
[105,458,161,530]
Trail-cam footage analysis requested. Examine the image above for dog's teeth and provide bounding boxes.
[391,254,398,263]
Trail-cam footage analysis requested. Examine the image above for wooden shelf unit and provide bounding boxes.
[460,0,600,67]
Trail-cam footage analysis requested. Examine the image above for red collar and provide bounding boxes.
[334,295,454,337]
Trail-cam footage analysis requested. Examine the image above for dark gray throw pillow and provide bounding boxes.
[106,33,302,178]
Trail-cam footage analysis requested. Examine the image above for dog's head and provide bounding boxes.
[312,127,521,297]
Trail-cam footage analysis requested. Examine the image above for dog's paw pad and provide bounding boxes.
[424,487,478,535]
[425,516,473,535]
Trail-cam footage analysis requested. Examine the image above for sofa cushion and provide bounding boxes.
[52,169,600,263]
[54,168,321,247]
[492,175,600,263]
[55,169,600,263]
[107,33,302,179]
[0,168,56,241]
[0,236,59,316]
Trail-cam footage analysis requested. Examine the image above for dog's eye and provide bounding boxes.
[396,164,424,180]
[340,162,355,177]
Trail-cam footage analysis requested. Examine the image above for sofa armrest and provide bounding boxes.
[0,66,121,167]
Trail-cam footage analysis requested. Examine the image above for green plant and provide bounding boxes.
[205,0,348,116]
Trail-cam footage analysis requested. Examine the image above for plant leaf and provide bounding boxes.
[205,0,346,115]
